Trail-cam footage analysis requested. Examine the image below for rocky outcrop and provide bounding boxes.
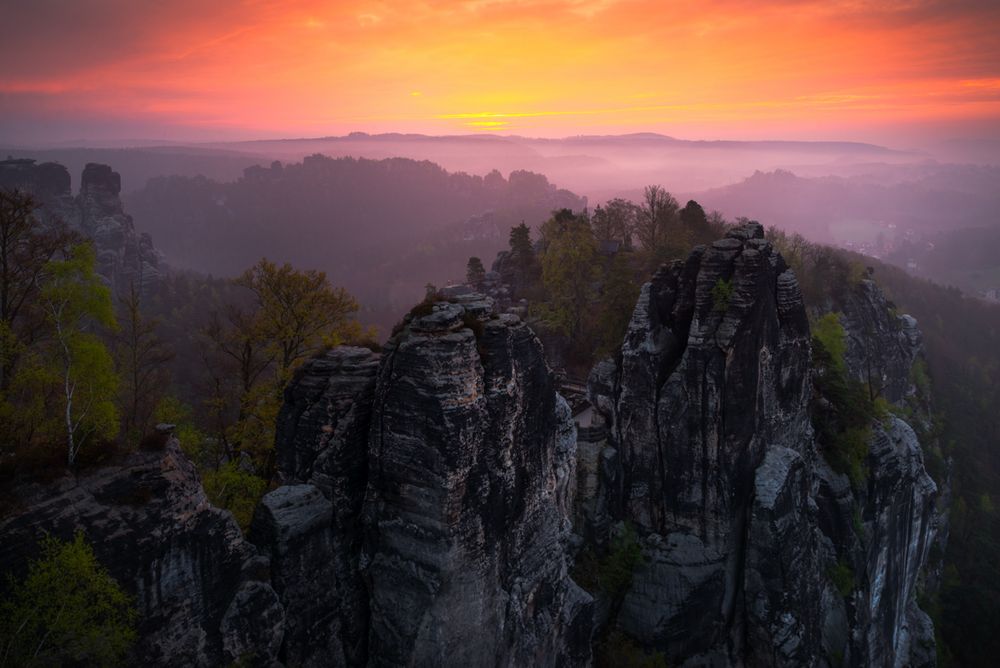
[0,158,162,295]
[363,296,591,667]
[588,221,941,666]
[840,279,921,404]
[254,346,379,666]
[254,297,592,666]
[0,436,284,667]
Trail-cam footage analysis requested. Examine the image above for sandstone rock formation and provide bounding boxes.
[588,221,941,666]
[255,298,592,666]
[0,158,162,295]
[254,346,379,666]
[0,436,284,667]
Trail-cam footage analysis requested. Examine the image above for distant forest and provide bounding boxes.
[126,155,583,331]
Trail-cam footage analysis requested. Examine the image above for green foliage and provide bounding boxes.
[910,358,931,397]
[38,244,119,466]
[711,278,733,313]
[812,313,846,371]
[594,252,641,356]
[204,258,360,479]
[509,222,533,257]
[154,397,211,465]
[828,559,856,597]
[538,210,598,338]
[0,532,136,667]
[811,317,876,487]
[201,461,267,531]
[573,524,644,599]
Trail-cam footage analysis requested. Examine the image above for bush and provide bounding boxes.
[573,524,644,599]
[0,532,137,666]
[811,318,878,487]
[201,461,267,531]
[828,559,856,597]
[711,278,733,312]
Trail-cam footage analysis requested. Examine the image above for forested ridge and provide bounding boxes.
[2,160,1000,665]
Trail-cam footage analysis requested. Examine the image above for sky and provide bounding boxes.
[1,0,999,147]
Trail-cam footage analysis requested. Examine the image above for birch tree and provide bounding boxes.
[39,244,118,466]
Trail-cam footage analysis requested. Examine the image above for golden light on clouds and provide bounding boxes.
[0,0,998,141]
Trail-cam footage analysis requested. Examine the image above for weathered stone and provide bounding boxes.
[0,440,284,667]
[0,159,163,296]
[363,299,592,667]
[590,221,941,666]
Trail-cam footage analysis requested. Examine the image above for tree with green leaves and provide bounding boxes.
[0,532,137,667]
[38,243,118,467]
[537,210,598,338]
[204,258,361,478]
[509,222,534,259]
[115,281,173,449]
[594,252,640,355]
[466,256,486,288]
[236,258,359,377]
[634,185,686,265]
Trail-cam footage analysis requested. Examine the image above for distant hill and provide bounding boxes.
[5,131,933,199]
[690,166,1000,243]
[124,154,585,330]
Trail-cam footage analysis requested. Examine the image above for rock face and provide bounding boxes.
[840,279,921,404]
[0,158,162,295]
[0,438,284,667]
[256,300,592,666]
[255,346,379,666]
[363,297,591,667]
[588,222,941,666]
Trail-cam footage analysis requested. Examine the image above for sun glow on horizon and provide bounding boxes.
[1,0,998,144]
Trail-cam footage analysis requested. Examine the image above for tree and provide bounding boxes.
[204,258,361,478]
[115,281,173,449]
[0,189,75,390]
[39,244,118,467]
[236,258,359,377]
[538,210,598,338]
[466,256,486,288]
[592,198,638,246]
[509,222,534,258]
[594,252,640,355]
[634,185,682,263]
[0,532,137,666]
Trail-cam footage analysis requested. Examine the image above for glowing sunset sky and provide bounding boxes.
[1,0,999,144]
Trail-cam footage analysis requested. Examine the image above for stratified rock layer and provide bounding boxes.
[589,222,940,667]
[0,158,162,294]
[0,439,284,667]
[254,346,379,666]
[258,300,592,666]
[363,299,591,667]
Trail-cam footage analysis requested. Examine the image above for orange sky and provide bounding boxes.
[1,0,999,144]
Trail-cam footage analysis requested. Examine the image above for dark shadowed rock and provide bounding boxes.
[840,280,922,404]
[363,295,592,667]
[589,221,940,666]
[0,439,284,667]
[259,346,380,666]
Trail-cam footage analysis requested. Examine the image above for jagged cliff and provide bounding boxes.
[587,222,941,666]
[0,158,162,293]
[254,293,591,666]
[0,220,943,667]
[0,433,284,666]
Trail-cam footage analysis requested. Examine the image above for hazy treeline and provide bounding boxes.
[127,154,584,330]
